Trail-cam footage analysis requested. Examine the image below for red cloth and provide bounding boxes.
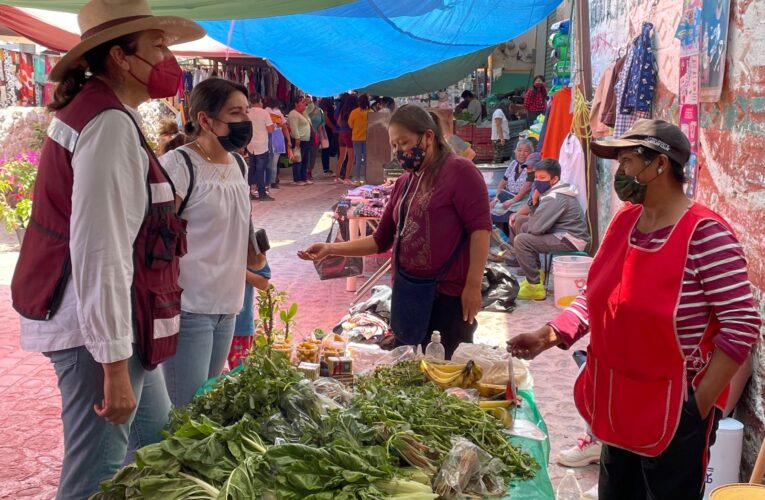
[523,87,547,112]
[573,204,731,457]
[227,336,254,368]
[540,87,574,160]
[373,154,491,296]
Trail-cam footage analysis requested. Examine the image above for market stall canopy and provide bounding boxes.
[0,0,357,20]
[357,46,496,97]
[0,6,246,57]
[199,0,562,96]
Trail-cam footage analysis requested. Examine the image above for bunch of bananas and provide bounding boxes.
[419,359,483,389]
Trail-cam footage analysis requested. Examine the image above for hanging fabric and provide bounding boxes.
[613,46,651,138]
[600,55,627,128]
[558,133,587,211]
[620,22,656,115]
[590,62,616,139]
[540,86,574,160]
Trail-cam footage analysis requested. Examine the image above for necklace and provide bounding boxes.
[193,140,214,163]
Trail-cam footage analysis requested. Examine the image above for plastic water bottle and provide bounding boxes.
[424,331,445,360]
[556,470,582,500]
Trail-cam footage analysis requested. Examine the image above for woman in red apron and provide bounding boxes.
[508,119,761,499]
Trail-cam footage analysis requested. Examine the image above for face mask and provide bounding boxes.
[532,180,552,195]
[613,160,659,204]
[214,119,253,152]
[534,82,544,88]
[396,137,427,172]
[129,54,182,99]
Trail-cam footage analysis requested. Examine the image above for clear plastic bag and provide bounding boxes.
[452,343,510,385]
[433,438,506,499]
[358,345,416,374]
[312,377,354,407]
[444,387,479,403]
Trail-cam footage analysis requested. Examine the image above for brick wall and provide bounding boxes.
[589,0,765,475]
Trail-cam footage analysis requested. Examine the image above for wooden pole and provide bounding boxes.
[573,0,601,252]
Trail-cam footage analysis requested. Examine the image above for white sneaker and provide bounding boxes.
[556,436,602,467]
[583,483,598,499]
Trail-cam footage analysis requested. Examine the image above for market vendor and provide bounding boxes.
[299,105,491,358]
[10,0,204,497]
[490,138,539,235]
[507,119,762,500]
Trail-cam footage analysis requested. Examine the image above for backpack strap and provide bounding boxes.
[177,149,195,216]
[232,153,247,179]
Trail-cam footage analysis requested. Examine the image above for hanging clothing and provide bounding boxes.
[601,55,626,127]
[558,133,587,212]
[18,53,35,106]
[590,62,616,139]
[540,86,574,160]
[33,55,46,84]
[620,22,656,115]
[613,47,651,138]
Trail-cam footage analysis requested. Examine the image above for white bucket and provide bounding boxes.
[704,418,744,499]
[552,255,593,309]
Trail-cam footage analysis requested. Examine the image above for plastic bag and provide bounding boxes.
[312,377,354,407]
[358,345,416,374]
[444,387,479,403]
[452,343,511,386]
[346,343,384,374]
[433,438,506,499]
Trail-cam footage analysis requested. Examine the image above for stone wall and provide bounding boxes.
[589,0,765,475]
[0,107,52,160]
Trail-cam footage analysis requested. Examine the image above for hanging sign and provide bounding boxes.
[676,0,702,198]
[700,0,732,102]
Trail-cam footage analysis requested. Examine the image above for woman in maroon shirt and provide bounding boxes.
[299,105,491,357]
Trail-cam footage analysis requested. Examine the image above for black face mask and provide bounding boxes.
[214,119,253,152]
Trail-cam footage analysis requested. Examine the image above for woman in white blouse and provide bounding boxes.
[159,78,253,407]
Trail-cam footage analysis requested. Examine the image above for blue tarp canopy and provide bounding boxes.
[200,0,561,96]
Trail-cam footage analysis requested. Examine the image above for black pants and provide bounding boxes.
[599,391,722,500]
[395,293,477,359]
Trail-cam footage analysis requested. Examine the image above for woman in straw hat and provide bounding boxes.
[10,1,204,497]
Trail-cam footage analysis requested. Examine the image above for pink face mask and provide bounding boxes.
[129,54,182,99]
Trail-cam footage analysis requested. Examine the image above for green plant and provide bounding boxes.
[0,151,39,232]
[255,286,298,348]
[29,122,47,151]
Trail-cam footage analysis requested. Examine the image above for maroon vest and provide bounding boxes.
[12,78,186,369]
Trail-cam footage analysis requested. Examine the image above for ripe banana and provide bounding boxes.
[478,400,513,409]
[420,360,484,389]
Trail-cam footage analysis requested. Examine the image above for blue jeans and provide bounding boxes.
[161,311,235,407]
[44,346,170,500]
[248,152,270,197]
[353,140,367,181]
[292,141,311,182]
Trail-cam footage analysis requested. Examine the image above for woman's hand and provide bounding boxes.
[461,282,482,324]
[507,325,560,360]
[509,212,518,227]
[94,360,136,425]
[298,243,332,261]
[490,198,498,208]
[502,200,513,209]
[532,189,541,206]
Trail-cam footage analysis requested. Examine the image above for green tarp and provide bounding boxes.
[358,46,496,97]
[0,0,356,20]
[492,72,535,95]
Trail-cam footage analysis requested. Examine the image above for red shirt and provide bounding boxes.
[373,153,491,296]
[524,87,547,112]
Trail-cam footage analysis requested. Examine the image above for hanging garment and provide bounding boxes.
[18,53,36,106]
[33,55,46,84]
[600,55,626,127]
[540,86,574,160]
[590,63,616,139]
[613,47,651,138]
[558,133,587,212]
[620,22,656,115]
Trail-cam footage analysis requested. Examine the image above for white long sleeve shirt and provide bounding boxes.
[20,108,148,364]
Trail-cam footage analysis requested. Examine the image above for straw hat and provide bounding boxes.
[49,0,205,82]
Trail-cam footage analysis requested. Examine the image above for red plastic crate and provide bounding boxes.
[473,127,493,144]
[455,124,474,142]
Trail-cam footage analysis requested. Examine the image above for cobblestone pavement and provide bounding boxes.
[0,170,597,498]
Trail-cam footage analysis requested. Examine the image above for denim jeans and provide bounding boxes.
[268,152,281,185]
[248,152,270,197]
[44,346,170,500]
[292,141,311,182]
[161,311,235,407]
[353,140,367,180]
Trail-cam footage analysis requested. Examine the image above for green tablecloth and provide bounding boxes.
[502,389,555,500]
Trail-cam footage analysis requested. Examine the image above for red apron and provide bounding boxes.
[574,203,731,457]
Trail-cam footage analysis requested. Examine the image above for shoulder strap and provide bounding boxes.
[177,149,195,216]
[232,153,247,179]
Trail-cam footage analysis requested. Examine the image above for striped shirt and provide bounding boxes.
[550,220,762,380]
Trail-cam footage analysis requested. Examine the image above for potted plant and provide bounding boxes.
[0,151,39,247]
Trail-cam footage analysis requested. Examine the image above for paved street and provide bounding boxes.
[0,170,597,498]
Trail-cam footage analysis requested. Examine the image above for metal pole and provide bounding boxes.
[574,0,600,252]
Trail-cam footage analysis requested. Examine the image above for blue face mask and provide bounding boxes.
[532,180,552,195]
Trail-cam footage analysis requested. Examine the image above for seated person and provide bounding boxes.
[507,159,590,301]
[228,258,272,368]
[490,139,539,235]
